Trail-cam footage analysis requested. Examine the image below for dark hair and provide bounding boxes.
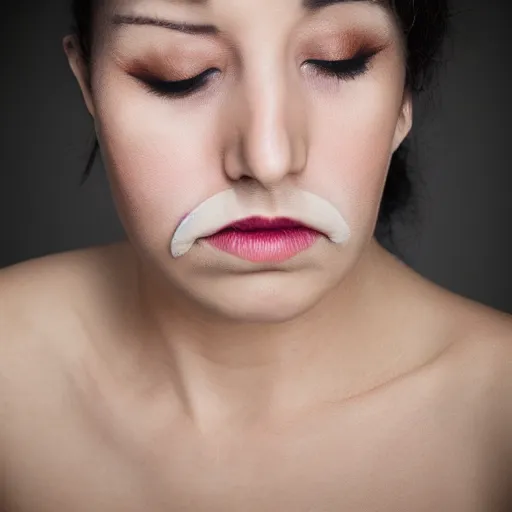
[70,0,452,249]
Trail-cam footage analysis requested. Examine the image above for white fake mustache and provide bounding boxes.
[170,187,351,259]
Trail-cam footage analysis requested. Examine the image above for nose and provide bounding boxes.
[223,65,308,187]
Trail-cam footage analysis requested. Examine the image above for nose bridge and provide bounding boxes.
[235,49,306,185]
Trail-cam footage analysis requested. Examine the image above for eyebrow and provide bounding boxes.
[111,0,383,36]
[303,0,381,8]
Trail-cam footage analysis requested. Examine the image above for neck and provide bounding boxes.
[126,239,420,432]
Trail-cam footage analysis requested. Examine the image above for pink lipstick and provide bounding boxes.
[203,217,320,263]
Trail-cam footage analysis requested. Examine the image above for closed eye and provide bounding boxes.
[305,51,377,81]
[139,68,220,98]
[137,50,377,99]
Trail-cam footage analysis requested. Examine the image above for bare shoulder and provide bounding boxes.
[385,249,512,394]
[0,241,134,333]
[0,241,135,404]
[0,241,121,360]
[432,288,512,458]
[445,292,512,377]
[0,241,133,306]
[0,243,133,503]
[391,254,512,456]
[459,300,512,486]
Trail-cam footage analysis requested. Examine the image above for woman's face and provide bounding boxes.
[67,0,412,322]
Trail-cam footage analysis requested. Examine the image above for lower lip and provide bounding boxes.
[204,227,320,263]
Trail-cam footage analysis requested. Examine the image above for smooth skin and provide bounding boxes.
[1,0,511,510]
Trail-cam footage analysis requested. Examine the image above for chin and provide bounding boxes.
[180,270,340,324]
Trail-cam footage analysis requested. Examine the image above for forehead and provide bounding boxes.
[104,0,388,14]
[95,0,398,51]
[121,0,385,6]
[99,0,393,36]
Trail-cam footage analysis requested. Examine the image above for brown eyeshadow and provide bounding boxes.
[301,27,391,61]
[115,25,391,82]
[120,47,216,82]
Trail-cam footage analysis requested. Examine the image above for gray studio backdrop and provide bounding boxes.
[1,0,511,312]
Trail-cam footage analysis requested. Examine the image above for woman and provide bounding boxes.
[1,0,511,510]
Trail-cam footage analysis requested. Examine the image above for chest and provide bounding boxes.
[5,398,501,512]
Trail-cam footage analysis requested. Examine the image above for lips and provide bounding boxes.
[204,216,321,263]
[215,216,314,234]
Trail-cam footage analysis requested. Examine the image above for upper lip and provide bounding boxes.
[216,216,312,233]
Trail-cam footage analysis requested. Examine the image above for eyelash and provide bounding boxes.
[306,51,375,81]
[140,51,376,99]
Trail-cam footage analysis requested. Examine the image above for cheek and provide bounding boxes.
[306,79,403,231]
[94,83,223,245]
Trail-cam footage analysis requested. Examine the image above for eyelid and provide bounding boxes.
[310,46,381,65]
[135,47,380,99]
[304,49,378,78]
[137,68,219,98]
